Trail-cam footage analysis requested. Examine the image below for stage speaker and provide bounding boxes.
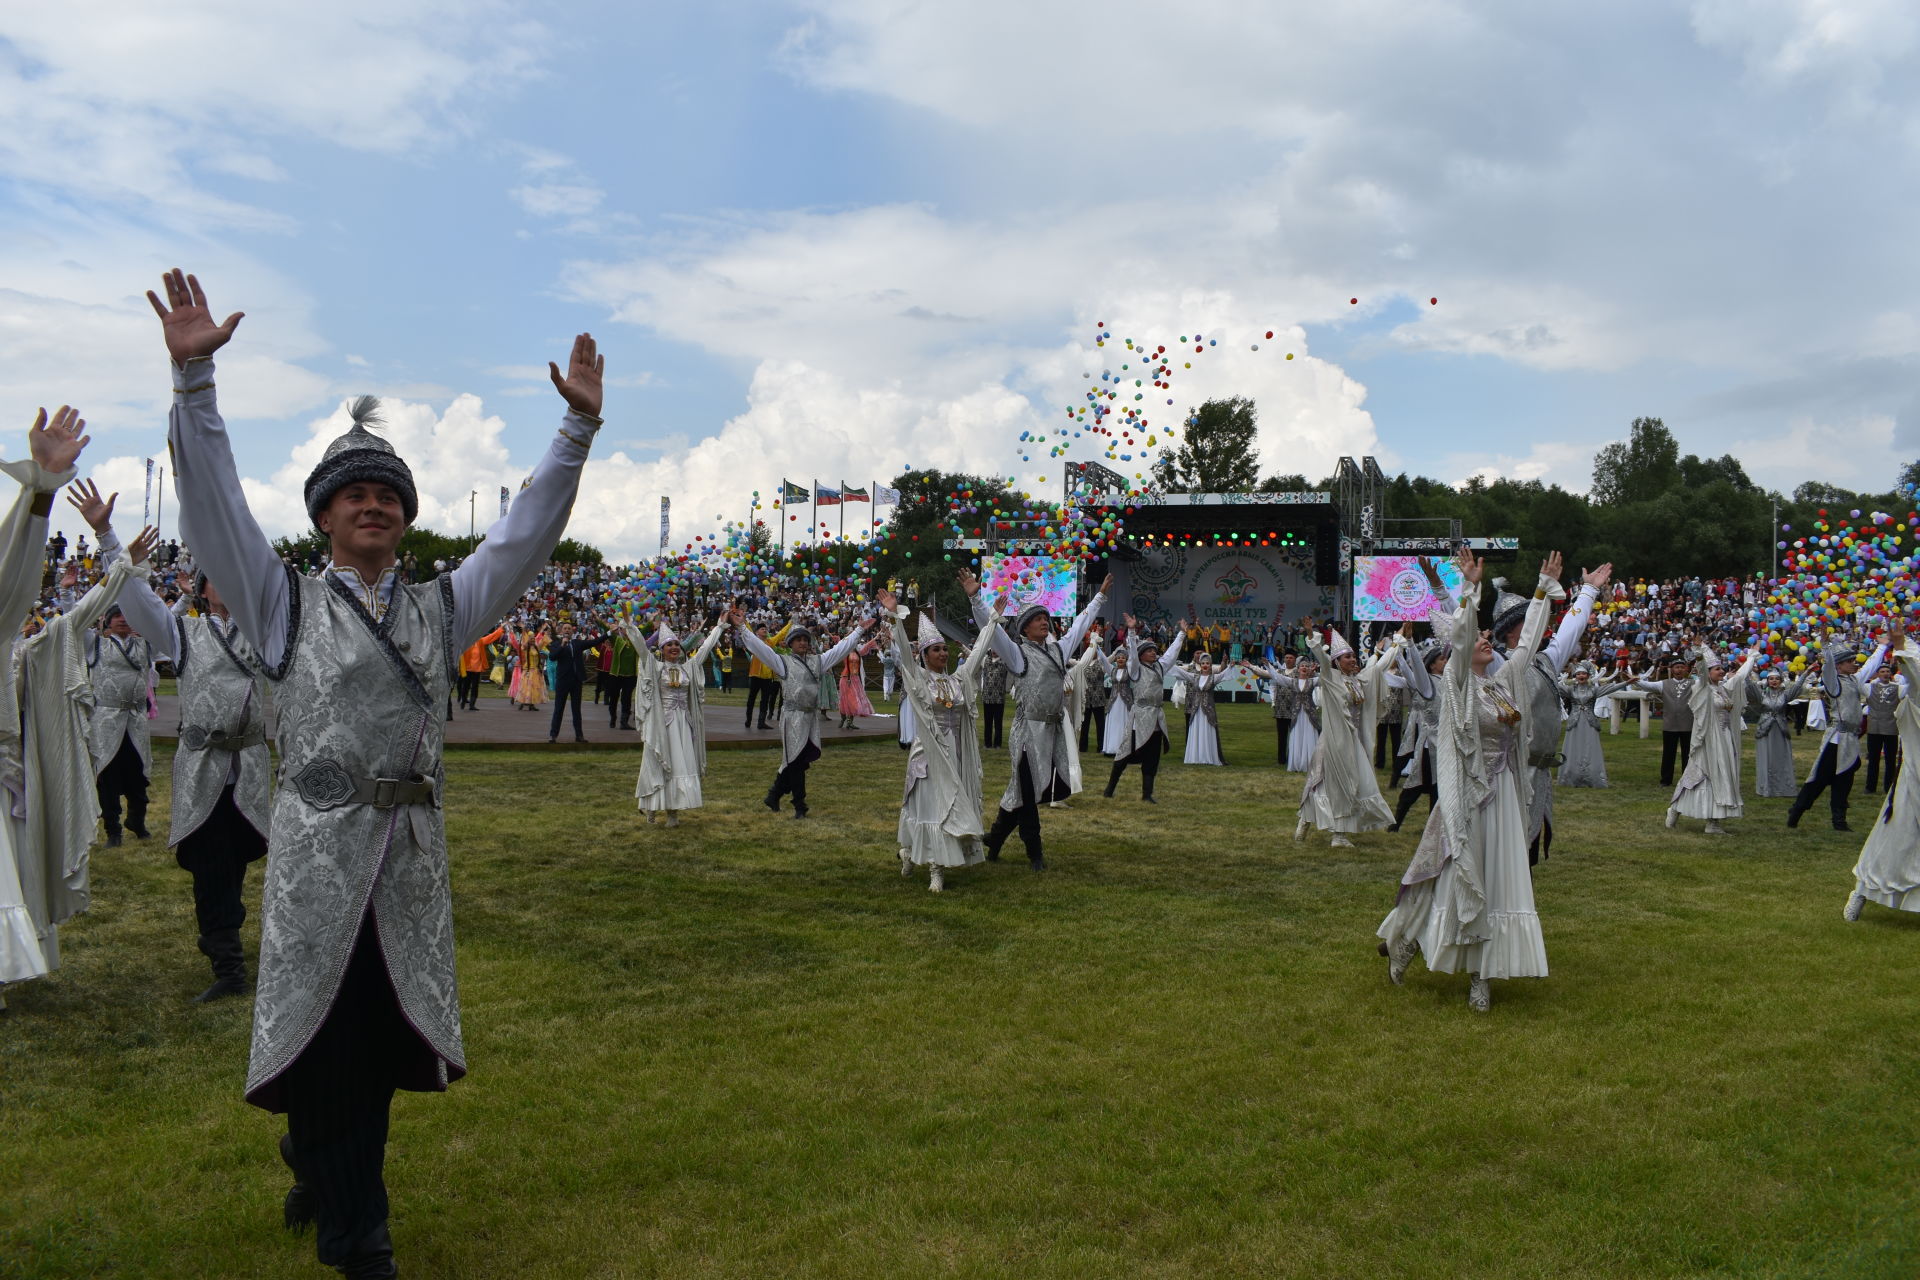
[1312,520,1340,585]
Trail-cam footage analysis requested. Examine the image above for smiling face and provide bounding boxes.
[923,642,948,672]
[318,481,406,564]
[661,641,685,663]
[1022,613,1051,643]
[1472,630,1496,669]
[789,633,813,656]
[1336,652,1360,675]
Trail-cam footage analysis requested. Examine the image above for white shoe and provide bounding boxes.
[1664,808,1678,829]
[1049,801,1069,809]
[1704,820,1728,836]
[1468,975,1491,1012]
[899,851,912,877]
[929,867,945,893]
[1844,889,1866,922]
[1388,937,1417,986]
[1294,816,1310,842]
[1330,834,1354,849]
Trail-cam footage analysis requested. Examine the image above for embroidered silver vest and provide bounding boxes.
[1867,681,1900,735]
[170,614,272,844]
[246,570,460,1108]
[1521,653,1562,768]
[1012,640,1066,722]
[86,634,151,775]
[782,652,824,713]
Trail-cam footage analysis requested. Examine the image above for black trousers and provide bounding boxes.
[1791,743,1858,826]
[175,785,266,936]
[455,672,483,708]
[768,742,820,812]
[1079,704,1105,753]
[1374,721,1403,769]
[746,676,778,725]
[1274,716,1294,765]
[985,757,1045,860]
[1392,782,1436,829]
[549,685,585,738]
[982,702,1006,748]
[606,674,637,726]
[96,734,148,836]
[1105,732,1164,799]
[1658,730,1692,786]
[281,912,434,1269]
[1865,732,1899,793]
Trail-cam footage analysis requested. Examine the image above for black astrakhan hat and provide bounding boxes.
[303,397,419,527]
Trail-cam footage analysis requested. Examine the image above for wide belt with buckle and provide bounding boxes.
[292,759,439,811]
[180,725,265,752]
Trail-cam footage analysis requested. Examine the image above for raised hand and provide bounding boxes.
[957,567,981,597]
[65,479,116,533]
[1453,548,1484,585]
[874,588,898,612]
[1123,613,1138,630]
[1099,572,1114,596]
[128,525,160,567]
[1541,550,1564,583]
[147,269,244,364]
[549,333,605,418]
[1399,619,1416,639]
[28,406,89,474]
[59,561,78,589]
[1417,556,1444,590]
[1582,562,1613,589]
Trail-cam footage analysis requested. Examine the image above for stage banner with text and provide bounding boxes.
[1114,546,1333,692]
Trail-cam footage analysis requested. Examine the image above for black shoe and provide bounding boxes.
[279,1133,314,1233]
[983,843,1002,862]
[104,831,122,847]
[333,1222,397,1279]
[1387,822,1402,833]
[194,973,246,1002]
[1103,785,1116,798]
[575,734,588,743]
[1142,795,1156,804]
[792,805,809,820]
[1786,807,1803,828]
[548,735,558,744]
[126,821,149,840]
[764,791,781,814]
[1028,854,1048,871]
[757,721,772,731]
[1834,821,1853,832]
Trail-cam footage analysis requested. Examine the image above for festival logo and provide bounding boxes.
[1214,562,1258,606]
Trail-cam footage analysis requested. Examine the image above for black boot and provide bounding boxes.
[982,808,1018,861]
[1786,804,1804,828]
[193,929,248,1003]
[279,1132,314,1233]
[334,1222,397,1279]
[1027,839,1047,872]
[763,786,782,814]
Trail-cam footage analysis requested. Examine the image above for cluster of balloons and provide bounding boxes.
[1749,491,1920,669]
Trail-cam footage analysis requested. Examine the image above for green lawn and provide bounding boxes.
[4,700,1917,1279]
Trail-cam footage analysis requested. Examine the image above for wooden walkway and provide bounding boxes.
[147,692,904,752]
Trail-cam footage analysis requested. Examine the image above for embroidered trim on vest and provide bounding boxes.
[324,572,433,712]
[260,562,302,683]
[437,574,458,685]
[208,615,260,682]
[174,614,191,676]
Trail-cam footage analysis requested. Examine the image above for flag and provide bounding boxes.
[815,482,842,507]
[499,485,511,518]
[874,484,901,506]
[659,496,671,552]
[143,458,154,525]
[782,480,809,503]
[840,483,870,503]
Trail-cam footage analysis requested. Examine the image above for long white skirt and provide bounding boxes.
[636,714,705,813]
[1183,712,1224,765]
[1102,696,1131,756]
[899,771,987,870]
[1286,717,1319,772]
[0,809,49,984]
[1378,767,1547,981]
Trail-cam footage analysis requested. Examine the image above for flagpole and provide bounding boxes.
[839,485,846,584]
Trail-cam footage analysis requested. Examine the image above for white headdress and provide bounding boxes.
[1327,629,1354,661]
[915,611,946,654]
[653,618,680,649]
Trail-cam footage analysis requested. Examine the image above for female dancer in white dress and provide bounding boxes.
[881,590,997,892]
[1378,550,1556,1012]
[626,613,729,826]
[1296,629,1403,848]
[1664,642,1760,835]
[1749,667,1811,797]
[1284,660,1321,772]
[1556,663,1635,788]
[1174,652,1234,765]
[1845,622,1920,920]
[1056,634,1106,804]
[1100,643,1132,757]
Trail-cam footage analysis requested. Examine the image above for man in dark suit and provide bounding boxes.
[548,618,611,743]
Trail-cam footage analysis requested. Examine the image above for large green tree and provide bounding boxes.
[1590,416,1681,505]
[1150,396,1261,492]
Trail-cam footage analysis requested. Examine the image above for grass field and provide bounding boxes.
[4,693,1918,1279]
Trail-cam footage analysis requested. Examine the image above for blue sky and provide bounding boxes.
[3,0,1917,559]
